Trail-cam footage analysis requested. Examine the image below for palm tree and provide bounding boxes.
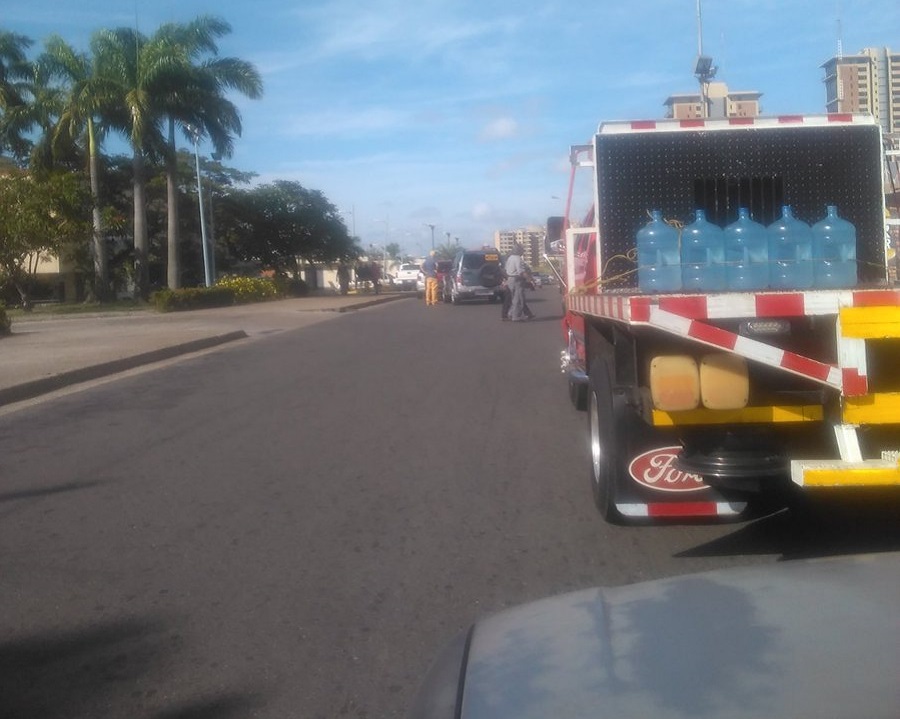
[148,16,262,289]
[89,26,165,301]
[38,36,120,298]
[0,30,35,162]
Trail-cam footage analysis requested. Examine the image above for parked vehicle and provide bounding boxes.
[394,262,421,290]
[410,552,900,719]
[552,113,900,523]
[446,249,504,304]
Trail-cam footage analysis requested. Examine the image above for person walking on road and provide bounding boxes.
[504,243,532,321]
[421,251,439,306]
[500,262,534,321]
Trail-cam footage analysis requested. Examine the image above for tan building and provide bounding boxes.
[494,227,545,268]
[822,47,899,133]
[664,82,762,119]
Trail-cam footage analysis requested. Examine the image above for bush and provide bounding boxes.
[273,276,309,298]
[215,276,280,303]
[0,303,10,336]
[0,275,58,306]
[152,286,236,312]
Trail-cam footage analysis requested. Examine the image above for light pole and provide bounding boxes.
[190,128,213,287]
[424,223,436,250]
[341,205,356,237]
[372,217,390,279]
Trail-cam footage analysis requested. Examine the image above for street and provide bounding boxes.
[1,294,898,719]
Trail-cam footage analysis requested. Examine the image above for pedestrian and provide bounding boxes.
[337,262,350,295]
[504,243,533,321]
[421,250,439,306]
[500,263,534,320]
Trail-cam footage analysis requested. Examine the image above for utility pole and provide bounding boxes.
[190,128,212,287]
[693,0,716,119]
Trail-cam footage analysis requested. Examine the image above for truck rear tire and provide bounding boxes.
[588,358,623,523]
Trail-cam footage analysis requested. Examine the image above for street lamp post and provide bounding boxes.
[190,129,213,287]
[424,223,436,250]
[372,217,391,279]
[341,205,356,237]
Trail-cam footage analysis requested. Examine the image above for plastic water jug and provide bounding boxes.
[681,209,726,291]
[812,205,857,288]
[637,210,681,292]
[767,205,814,289]
[724,207,769,291]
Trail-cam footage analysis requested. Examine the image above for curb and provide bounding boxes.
[335,294,412,312]
[0,331,247,407]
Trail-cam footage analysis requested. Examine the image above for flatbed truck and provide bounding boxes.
[553,113,900,523]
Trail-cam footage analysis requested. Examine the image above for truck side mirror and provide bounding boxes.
[546,216,564,254]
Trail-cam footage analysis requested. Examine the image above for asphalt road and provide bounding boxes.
[1,293,898,718]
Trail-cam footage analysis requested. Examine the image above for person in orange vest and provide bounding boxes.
[421,251,439,306]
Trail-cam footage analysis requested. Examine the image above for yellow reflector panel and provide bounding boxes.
[649,355,700,411]
[700,353,749,409]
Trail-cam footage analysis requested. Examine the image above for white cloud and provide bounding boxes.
[479,117,519,141]
[472,202,493,220]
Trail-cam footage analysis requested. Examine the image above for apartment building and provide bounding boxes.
[494,227,545,268]
[822,47,899,133]
[664,82,762,119]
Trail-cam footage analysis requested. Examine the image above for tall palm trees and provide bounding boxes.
[0,30,35,162]
[39,36,119,298]
[3,19,263,300]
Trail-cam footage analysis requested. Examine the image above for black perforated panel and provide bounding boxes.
[595,124,885,290]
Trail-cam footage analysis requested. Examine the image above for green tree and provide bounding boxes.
[38,35,122,299]
[434,242,458,260]
[219,180,354,274]
[89,26,166,301]
[0,30,35,162]
[0,170,92,307]
[149,16,262,290]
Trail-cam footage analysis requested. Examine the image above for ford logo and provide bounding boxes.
[628,446,707,492]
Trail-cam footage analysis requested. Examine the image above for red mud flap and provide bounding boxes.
[617,501,747,519]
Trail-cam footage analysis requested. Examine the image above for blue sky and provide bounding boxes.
[3,0,899,256]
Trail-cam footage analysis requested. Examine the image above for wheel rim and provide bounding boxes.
[589,391,602,485]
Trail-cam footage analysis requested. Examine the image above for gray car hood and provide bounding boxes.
[458,553,900,719]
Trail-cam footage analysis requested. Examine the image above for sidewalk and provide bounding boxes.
[0,292,408,407]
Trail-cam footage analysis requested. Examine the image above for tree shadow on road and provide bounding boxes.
[0,616,262,719]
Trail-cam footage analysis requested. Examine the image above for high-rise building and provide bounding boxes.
[822,47,899,133]
[664,82,762,119]
[494,227,545,268]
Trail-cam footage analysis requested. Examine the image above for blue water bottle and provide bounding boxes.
[681,209,726,291]
[812,205,857,288]
[637,210,682,293]
[724,207,769,290]
[768,205,814,289]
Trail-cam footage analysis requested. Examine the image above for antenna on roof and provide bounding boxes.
[696,0,704,56]
[694,0,716,118]
[836,0,843,59]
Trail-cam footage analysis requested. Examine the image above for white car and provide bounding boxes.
[394,262,420,290]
